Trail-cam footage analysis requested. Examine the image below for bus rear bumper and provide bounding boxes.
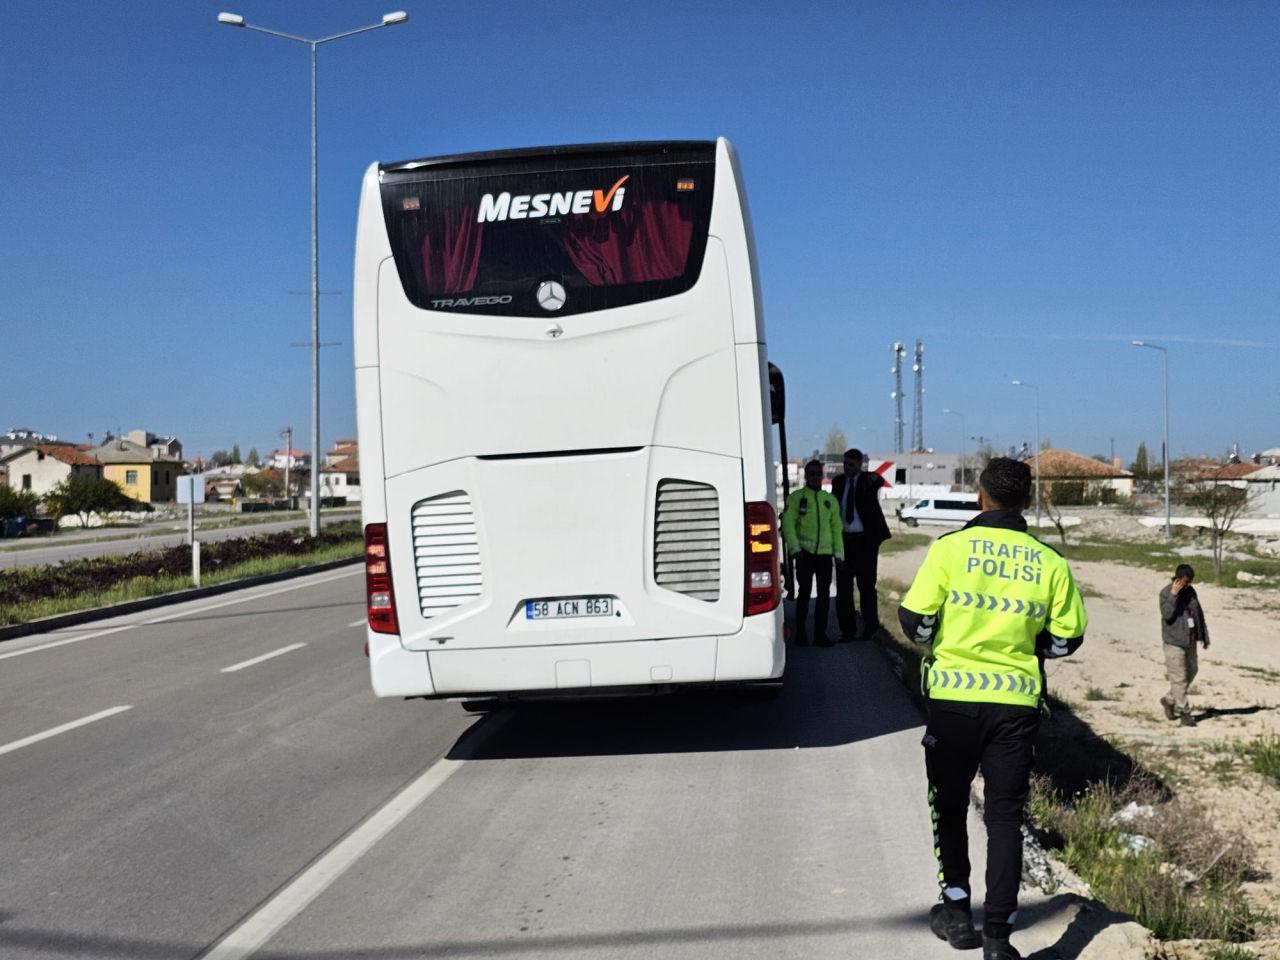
[366,607,784,699]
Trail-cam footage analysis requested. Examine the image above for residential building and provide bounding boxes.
[125,429,184,461]
[1191,461,1263,490]
[91,438,183,503]
[319,455,361,503]
[1032,449,1134,501]
[0,444,102,498]
[324,439,358,469]
[204,477,244,502]
[1,427,63,458]
[268,448,311,471]
[1244,465,1280,516]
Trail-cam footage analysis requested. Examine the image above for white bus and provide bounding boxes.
[354,139,783,702]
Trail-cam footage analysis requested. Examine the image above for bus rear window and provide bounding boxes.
[380,148,715,317]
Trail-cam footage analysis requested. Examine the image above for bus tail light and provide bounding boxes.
[744,502,781,616]
[364,523,400,635]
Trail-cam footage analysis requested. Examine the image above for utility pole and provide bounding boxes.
[281,426,293,509]
[218,9,409,536]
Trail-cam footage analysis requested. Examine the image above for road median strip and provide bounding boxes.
[1,523,364,643]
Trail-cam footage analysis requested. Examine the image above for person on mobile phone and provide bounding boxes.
[1159,563,1210,727]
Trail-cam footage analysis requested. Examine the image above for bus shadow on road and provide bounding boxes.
[451,638,923,760]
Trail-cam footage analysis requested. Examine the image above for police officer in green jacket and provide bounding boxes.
[781,460,844,646]
[898,458,1087,960]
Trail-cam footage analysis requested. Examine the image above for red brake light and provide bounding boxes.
[744,502,781,616]
[364,523,400,635]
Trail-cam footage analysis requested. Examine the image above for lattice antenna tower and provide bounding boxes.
[911,339,925,452]
[890,342,906,453]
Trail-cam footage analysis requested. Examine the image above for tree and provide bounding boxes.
[0,486,40,519]
[241,470,283,499]
[208,449,232,467]
[1183,467,1250,577]
[231,443,242,464]
[824,426,848,455]
[1041,487,1069,546]
[246,447,260,467]
[1131,442,1152,478]
[44,475,145,528]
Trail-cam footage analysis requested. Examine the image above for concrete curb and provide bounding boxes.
[0,555,362,644]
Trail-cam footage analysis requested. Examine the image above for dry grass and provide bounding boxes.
[1029,776,1266,942]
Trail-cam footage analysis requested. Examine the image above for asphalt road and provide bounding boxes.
[0,511,360,571]
[0,574,983,960]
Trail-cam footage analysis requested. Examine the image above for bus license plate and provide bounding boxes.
[525,597,613,620]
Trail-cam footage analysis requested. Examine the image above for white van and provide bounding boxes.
[898,494,981,527]
[353,139,784,701]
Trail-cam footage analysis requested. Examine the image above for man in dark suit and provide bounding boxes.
[831,448,891,640]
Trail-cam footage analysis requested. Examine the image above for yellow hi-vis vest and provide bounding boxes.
[781,487,844,559]
[901,519,1087,708]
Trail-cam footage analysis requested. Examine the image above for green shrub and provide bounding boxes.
[1236,735,1280,788]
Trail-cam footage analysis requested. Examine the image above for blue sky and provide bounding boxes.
[1,1,1277,463]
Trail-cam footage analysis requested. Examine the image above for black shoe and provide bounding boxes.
[929,902,982,950]
[816,634,836,647]
[838,631,856,643]
[1159,696,1178,721]
[982,936,1022,959]
[1180,713,1197,727]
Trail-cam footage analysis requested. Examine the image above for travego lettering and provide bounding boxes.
[477,175,629,223]
[429,295,513,309]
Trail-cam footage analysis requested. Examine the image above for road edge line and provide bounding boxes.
[198,711,510,960]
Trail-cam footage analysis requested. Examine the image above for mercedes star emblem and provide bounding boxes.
[536,280,566,312]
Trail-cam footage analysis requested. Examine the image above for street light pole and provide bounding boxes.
[1132,340,1172,538]
[943,408,966,490]
[1011,380,1041,527]
[218,11,409,536]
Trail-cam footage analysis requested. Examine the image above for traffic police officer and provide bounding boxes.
[898,458,1087,959]
[781,460,844,645]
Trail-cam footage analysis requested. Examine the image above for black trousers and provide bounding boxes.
[793,551,833,643]
[922,699,1040,928]
[836,533,880,636]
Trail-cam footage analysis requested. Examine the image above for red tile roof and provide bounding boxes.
[1032,450,1132,479]
[322,457,359,473]
[1194,461,1263,480]
[36,444,99,467]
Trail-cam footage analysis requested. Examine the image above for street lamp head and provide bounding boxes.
[1011,379,1022,386]
[382,11,409,24]
[217,12,245,26]
[1132,340,1145,347]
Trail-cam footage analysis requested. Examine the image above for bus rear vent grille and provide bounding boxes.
[654,479,720,602]
[411,491,482,619]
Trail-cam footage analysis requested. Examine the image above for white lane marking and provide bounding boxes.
[0,568,360,662]
[200,712,509,960]
[221,643,308,674]
[0,624,134,663]
[0,705,133,758]
[347,618,367,628]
